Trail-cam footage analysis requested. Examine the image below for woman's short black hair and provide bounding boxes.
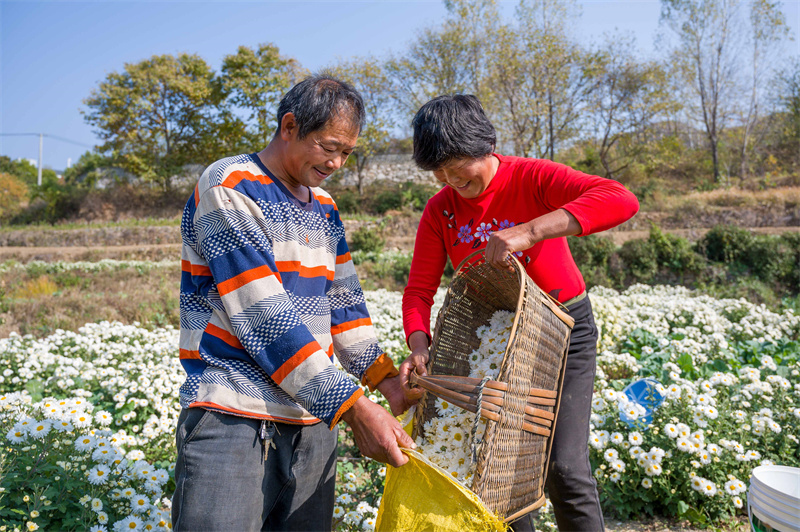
[276,73,365,139]
[412,94,496,171]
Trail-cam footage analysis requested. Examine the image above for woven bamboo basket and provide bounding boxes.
[411,250,574,523]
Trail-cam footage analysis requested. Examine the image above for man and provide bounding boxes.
[173,74,414,531]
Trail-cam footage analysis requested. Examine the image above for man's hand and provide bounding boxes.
[341,395,415,467]
[377,375,417,417]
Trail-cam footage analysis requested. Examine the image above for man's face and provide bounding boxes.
[282,113,359,189]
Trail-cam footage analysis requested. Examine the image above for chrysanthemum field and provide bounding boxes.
[1,279,798,531]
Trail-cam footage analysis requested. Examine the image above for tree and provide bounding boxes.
[738,0,790,179]
[0,172,29,220]
[220,43,305,146]
[329,57,395,195]
[589,35,678,178]
[772,58,800,171]
[385,0,500,123]
[490,0,599,159]
[83,53,221,190]
[0,156,37,187]
[661,0,743,184]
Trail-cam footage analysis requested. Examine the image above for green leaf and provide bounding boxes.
[677,500,689,515]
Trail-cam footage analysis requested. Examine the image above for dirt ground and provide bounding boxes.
[2,224,799,262]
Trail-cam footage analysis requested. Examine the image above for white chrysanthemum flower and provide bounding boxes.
[91,498,103,512]
[332,506,345,518]
[6,427,26,443]
[30,420,51,439]
[113,515,142,531]
[702,480,717,497]
[343,510,361,525]
[642,478,653,489]
[645,463,662,477]
[72,412,92,428]
[628,432,643,446]
[88,464,110,485]
[74,434,96,451]
[733,496,743,508]
[129,493,150,513]
[604,449,619,462]
[53,420,74,433]
[95,410,113,426]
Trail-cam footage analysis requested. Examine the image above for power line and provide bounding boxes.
[0,132,94,148]
[1,132,95,186]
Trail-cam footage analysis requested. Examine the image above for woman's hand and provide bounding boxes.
[484,222,537,271]
[398,331,430,405]
[484,209,582,270]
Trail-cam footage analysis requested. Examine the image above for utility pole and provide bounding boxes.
[38,133,43,187]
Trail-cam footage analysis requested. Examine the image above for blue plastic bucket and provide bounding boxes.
[618,378,665,427]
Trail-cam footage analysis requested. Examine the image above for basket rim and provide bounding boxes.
[453,250,574,330]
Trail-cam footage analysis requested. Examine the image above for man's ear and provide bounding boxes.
[280,112,298,141]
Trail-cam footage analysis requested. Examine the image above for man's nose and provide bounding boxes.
[326,153,345,170]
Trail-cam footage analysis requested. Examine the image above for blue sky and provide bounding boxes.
[1,0,798,172]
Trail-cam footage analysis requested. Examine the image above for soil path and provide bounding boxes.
[1,226,799,262]
[0,244,181,261]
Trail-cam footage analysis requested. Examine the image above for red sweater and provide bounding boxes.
[402,154,639,342]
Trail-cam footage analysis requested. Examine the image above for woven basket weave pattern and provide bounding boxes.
[413,254,572,520]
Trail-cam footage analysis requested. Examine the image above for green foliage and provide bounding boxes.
[618,238,659,281]
[0,156,38,187]
[372,189,404,214]
[334,188,362,214]
[347,226,386,253]
[367,182,438,214]
[0,172,29,221]
[83,53,229,190]
[0,394,172,530]
[568,234,618,288]
[28,175,85,223]
[700,226,755,263]
[647,224,706,276]
[62,151,112,187]
[220,42,303,146]
[330,56,395,195]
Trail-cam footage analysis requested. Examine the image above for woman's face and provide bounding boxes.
[432,155,498,199]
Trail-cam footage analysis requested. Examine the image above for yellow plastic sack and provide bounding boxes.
[375,448,509,532]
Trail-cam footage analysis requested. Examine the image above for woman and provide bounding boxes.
[399,95,639,532]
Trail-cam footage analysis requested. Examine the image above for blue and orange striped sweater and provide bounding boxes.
[179,153,384,427]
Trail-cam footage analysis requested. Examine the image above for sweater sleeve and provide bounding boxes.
[527,159,639,235]
[402,201,448,344]
[195,185,361,427]
[326,207,387,381]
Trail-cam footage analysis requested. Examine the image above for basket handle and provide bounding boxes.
[454,249,525,285]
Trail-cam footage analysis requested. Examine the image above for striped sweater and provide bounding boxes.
[179,153,384,427]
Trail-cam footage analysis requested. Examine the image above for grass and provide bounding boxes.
[0,265,179,337]
[658,186,800,210]
[0,216,181,233]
